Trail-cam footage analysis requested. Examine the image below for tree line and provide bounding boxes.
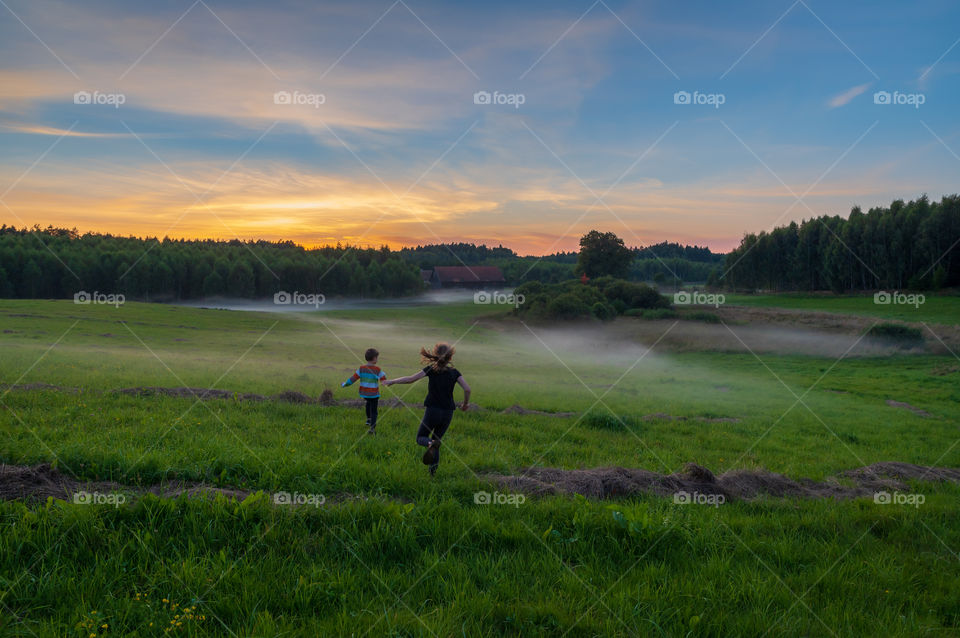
[0,227,423,300]
[716,195,960,292]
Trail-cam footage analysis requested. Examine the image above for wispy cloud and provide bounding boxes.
[827,83,871,108]
[0,122,134,137]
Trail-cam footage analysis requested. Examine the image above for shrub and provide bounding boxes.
[514,277,670,321]
[514,280,545,298]
[545,292,592,320]
[591,302,617,321]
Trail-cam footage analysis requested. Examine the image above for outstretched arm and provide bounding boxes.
[383,370,426,386]
[457,375,471,410]
[341,371,360,387]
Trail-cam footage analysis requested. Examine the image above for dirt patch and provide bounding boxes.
[0,463,250,503]
[0,464,404,506]
[272,390,314,404]
[486,461,960,501]
[886,400,933,418]
[114,387,268,402]
[502,404,575,417]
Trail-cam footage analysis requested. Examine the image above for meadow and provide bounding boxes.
[1,296,958,636]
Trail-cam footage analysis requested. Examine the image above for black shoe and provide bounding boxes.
[429,465,437,476]
[421,439,440,465]
[367,426,375,435]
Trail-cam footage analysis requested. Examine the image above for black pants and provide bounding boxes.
[416,407,454,467]
[364,397,379,428]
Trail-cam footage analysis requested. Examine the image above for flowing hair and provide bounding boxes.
[420,342,455,371]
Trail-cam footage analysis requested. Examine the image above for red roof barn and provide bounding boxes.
[426,266,506,289]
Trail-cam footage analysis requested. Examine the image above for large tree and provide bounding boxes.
[576,230,633,279]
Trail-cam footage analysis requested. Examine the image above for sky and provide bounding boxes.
[1,0,958,255]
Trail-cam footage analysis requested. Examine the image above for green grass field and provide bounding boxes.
[1,298,958,636]
[721,292,960,325]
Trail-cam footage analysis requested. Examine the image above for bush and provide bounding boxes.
[599,279,669,310]
[866,323,923,347]
[514,280,544,299]
[545,292,592,320]
[514,277,670,321]
[591,302,617,321]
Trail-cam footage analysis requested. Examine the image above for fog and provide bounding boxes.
[172,289,480,313]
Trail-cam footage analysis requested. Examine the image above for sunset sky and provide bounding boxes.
[1,0,959,254]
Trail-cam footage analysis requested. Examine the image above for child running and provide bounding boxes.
[341,347,387,435]
[383,343,470,476]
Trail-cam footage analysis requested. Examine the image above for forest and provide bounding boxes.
[0,229,721,300]
[717,195,960,292]
[0,228,423,300]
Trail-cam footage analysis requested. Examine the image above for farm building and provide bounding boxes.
[423,266,506,289]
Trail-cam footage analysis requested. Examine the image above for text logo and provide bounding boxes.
[274,90,325,108]
[874,290,924,308]
[873,90,925,108]
[74,291,125,307]
[474,490,525,507]
[274,291,325,307]
[73,91,126,108]
[673,90,725,108]
[473,290,524,307]
[473,90,525,109]
[673,490,725,507]
[273,491,326,507]
[674,290,725,307]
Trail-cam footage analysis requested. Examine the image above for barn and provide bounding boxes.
[423,266,506,289]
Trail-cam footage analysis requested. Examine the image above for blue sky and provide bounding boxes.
[1,0,958,253]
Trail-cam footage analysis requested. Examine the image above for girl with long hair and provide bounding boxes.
[383,342,470,475]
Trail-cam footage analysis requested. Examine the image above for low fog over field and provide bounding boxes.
[175,290,481,313]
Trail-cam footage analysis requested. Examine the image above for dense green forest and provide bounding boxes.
[632,242,722,283]
[717,195,960,292]
[0,227,423,300]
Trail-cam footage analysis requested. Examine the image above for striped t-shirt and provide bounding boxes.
[342,364,386,398]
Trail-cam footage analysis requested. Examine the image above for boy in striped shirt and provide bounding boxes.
[341,348,387,434]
